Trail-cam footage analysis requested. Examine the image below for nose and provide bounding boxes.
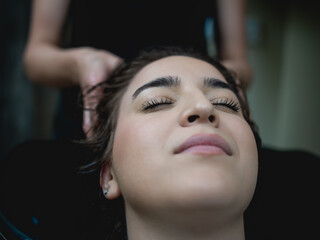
[179,95,219,128]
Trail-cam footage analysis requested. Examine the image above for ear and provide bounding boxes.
[100,163,121,199]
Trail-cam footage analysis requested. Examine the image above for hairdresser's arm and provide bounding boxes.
[216,0,252,88]
[23,0,122,89]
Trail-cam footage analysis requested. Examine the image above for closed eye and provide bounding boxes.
[211,98,240,112]
[141,97,174,112]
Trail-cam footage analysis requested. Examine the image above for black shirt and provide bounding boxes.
[68,0,217,59]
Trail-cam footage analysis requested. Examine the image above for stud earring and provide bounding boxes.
[104,189,109,196]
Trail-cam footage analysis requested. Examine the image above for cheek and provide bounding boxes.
[112,113,173,189]
[234,120,258,165]
[225,117,258,201]
[222,114,257,158]
[113,118,148,177]
[111,113,177,207]
[113,115,168,160]
[240,123,258,196]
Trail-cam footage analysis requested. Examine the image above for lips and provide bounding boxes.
[174,134,232,156]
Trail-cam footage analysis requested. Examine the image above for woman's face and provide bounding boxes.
[104,56,258,216]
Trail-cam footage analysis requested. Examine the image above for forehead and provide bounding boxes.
[129,56,226,90]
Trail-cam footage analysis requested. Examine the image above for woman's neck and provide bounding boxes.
[125,207,246,240]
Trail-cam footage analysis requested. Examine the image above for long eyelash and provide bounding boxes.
[141,98,173,111]
[211,98,241,112]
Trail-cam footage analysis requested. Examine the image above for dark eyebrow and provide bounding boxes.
[132,76,181,99]
[203,77,234,92]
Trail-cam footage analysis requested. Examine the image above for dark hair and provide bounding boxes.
[81,46,260,172]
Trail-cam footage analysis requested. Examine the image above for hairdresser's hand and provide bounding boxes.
[75,48,123,137]
[221,59,253,90]
[74,48,122,89]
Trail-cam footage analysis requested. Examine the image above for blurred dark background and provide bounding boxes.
[0,0,58,161]
[0,0,319,163]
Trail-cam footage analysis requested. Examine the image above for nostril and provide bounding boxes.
[208,115,215,122]
[188,115,199,123]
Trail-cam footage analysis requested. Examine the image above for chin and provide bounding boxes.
[169,154,258,213]
[167,174,245,212]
